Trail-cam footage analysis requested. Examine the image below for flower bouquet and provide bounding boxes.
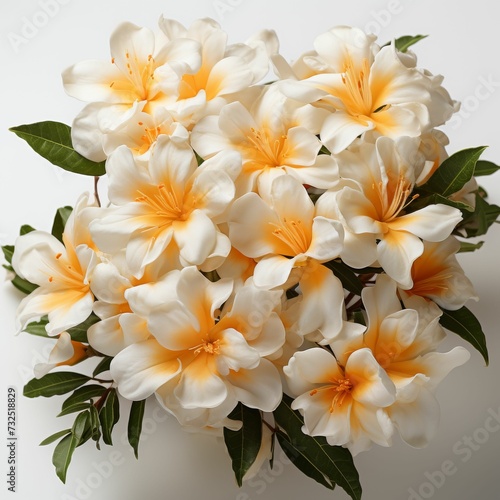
[5,16,499,498]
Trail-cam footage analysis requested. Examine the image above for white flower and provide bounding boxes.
[284,346,396,454]
[90,138,240,278]
[87,253,175,356]
[277,26,456,153]
[63,21,201,160]
[12,194,97,335]
[322,137,462,287]
[34,332,88,379]
[110,267,285,428]
[229,175,349,340]
[346,275,471,447]
[398,236,478,311]
[158,17,275,126]
[191,84,337,195]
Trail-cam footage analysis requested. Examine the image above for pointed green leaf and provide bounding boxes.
[51,206,73,243]
[393,34,428,52]
[57,402,91,417]
[23,317,50,338]
[458,241,484,253]
[61,384,106,411]
[10,122,106,176]
[323,260,364,295]
[24,372,91,398]
[2,245,14,264]
[128,399,146,459]
[52,411,89,483]
[224,403,263,487]
[440,306,488,365]
[40,429,71,446]
[20,224,36,235]
[67,313,100,343]
[93,357,113,377]
[276,431,334,490]
[274,394,362,500]
[89,405,102,447]
[421,146,487,197]
[99,389,120,445]
[474,160,500,176]
[459,194,500,237]
[10,274,38,294]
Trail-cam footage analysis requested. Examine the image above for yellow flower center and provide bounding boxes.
[243,127,290,170]
[270,218,311,256]
[341,58,373,117]
[310,377,353,413]
[135,183,192,226]
[108,53,164,109]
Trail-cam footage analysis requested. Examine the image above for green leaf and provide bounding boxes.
[99,389,120,445]
[67,313,100,343]
[2,245,14,264]
[51,206,73,243]
[57,402,91,417]
[323,260,364,295]
[421,146,487,197]
[128,399,146,459]
[474,160,500,176]
[61,385,106,411]
[20,224,36,235]
[40,429,71,446]
[23,317,50,338]
[10,122,106,176]
[440,307,489,365]
[459,194,500,237]
[352,310,366,326]
[93,357,113,377]
[458,241,484,253]
[89,405,102,447]
[274,394,362,500]
[393,34,428,52]
[11,273,38,294]
[223,403,263,487]
[276,431,334,490]
[24,372,91,398]
[53,411,89,483]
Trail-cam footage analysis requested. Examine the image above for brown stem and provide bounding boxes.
[94,176,101,207]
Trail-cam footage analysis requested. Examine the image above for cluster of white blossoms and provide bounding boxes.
[13,18,479,463]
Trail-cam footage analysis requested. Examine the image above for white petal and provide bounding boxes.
[111,339,181,400]
[226,360,282,411]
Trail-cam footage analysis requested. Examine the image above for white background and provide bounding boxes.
[1,1,500,499]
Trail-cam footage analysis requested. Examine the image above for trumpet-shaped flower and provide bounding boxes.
[325,137,462,288]
[277,26,456,153]
[110,267,285,428]
[12,194,97,336]
[191,84,337,195]
[34,333,88,379]
[63,21,202,161]
[343,275,470,447]
[284,346,396,454]
[399,237,477,311]
[229,175,349,340]
[90,137,240,278]
[158,17,276,127]
[87,253,177,356]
